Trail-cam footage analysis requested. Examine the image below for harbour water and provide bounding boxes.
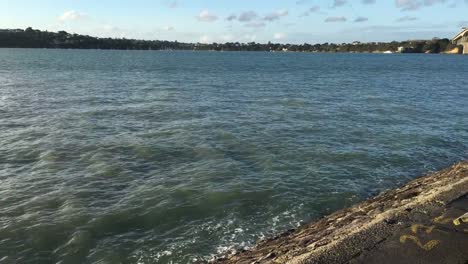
[0,49,467,263]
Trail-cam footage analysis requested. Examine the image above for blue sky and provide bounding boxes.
[1,0,467,43]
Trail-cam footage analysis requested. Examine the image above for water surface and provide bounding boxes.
[0,49,467,263]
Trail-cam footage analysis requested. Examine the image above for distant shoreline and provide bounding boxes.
[0,46,464,55]
[1,28,464,54]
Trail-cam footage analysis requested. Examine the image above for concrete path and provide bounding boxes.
[350,195,468,264]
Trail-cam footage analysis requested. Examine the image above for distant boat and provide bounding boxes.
[383,50,393,54]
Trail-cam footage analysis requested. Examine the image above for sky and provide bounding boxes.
[1,0,467,44]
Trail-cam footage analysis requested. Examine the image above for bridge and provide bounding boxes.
[452,27,468,54]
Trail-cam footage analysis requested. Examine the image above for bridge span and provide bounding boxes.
[452,27,468,54]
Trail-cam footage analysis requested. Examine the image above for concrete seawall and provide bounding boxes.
[212,161,468,264]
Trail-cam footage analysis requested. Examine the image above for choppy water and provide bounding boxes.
[0,49,467,263]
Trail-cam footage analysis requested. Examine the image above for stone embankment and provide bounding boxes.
[213,161,468,264]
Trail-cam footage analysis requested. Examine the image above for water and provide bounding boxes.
[0,49,467,263]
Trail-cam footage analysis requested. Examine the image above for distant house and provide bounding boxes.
[451,27,468,54]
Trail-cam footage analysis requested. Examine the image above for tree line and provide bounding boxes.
[0,27,462,53]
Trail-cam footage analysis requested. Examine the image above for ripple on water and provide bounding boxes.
[0,50,467,263]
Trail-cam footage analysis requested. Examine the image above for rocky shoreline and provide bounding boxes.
[212,161,468,264]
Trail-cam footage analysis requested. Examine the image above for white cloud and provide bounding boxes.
[221,34,235,41]
[274,32,286,40]
[196,33,258,43]
[199,35,211,43]
[196,10,218,22]
[97,24,128,38]
[58,10,87,23]
[162,25,174,31]
[243,34,257,42]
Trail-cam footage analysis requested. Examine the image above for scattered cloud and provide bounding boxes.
[300,6,321,17]
[354,17,369,23]
[263,10,288,21]
[333,0,348,8]
[227,10,288,24]
[424,0,447,5]
[395,0,421,10]
[226,14,237,21]
[395,0,448,11]
[164,1,179,8]
[196,10,218,22]
[238,11,258,22]
[245,22,266,28]
[58,10,88,23]
[458,21,468,27]
[325,16,347,22]
[45,1,464,44]
[396,16,418,22]
[309,6,321,12]
[328,24,455,43]
[283,22,296,27]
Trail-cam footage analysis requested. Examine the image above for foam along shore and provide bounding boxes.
[212,161,468,264]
